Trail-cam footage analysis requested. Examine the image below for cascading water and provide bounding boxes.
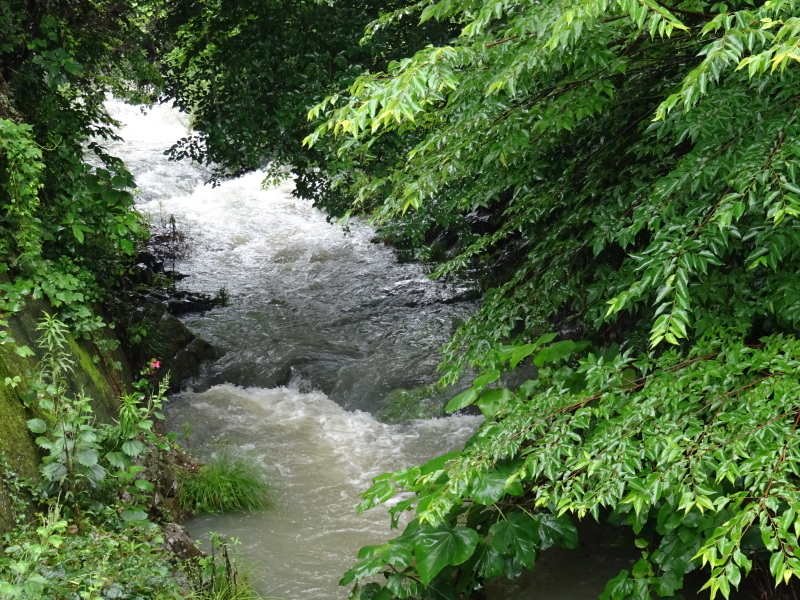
[115,102,476,410]
[106,101,483,598]
[107,101,637,600]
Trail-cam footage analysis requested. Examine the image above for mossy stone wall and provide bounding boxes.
[0,298,132,534]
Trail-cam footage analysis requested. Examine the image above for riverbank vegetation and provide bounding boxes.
[158,0,800,598]
[4,0,800,598]
[0,0,157,338]
[0,4,264,595]
[178,451,270,515]
[0,313,262,598]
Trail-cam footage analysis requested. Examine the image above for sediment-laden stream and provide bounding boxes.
[109,101,635,600]
[108,101,483,598]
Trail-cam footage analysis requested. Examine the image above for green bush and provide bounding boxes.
[178,453,269,515]
[0,504,182,600]
[0,505,265,600]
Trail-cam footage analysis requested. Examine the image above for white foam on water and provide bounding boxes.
[169,385,482,600]
[106,99,640,600]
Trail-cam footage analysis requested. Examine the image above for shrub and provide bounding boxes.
[0,504,182,600]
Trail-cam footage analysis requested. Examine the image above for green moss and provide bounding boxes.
[67,338,119,422]
[0,345,40,534]
[0,300,129,533]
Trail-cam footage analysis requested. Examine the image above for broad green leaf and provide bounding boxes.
[72,223,84,243]
[121,439,145,457]
[105,451,131,469]
[75,447,99,467]
[382,543,413,568]
[0,582,22,595]
[475,545,506,579]
[121,509,148,522]
[600,570,632,600]
[476,388,513,419]
[533,340,577,367]
[41,462,67,482]
[358,479,395,512]
[473,368,500,388]
[339,556,385,586]
[510,333,558,367]
[134,479,154,492]
[445,387,479,413]
[489,513,539,567]
[27,418,47,433]
[470,462,523,504]
[419,451,460,475]
[413,524,480,585]
[14,345,34,358]
[536,513,579,549]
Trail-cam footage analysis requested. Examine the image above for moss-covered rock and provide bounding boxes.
[0,298,133,534]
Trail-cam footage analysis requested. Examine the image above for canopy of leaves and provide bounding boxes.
[298,0,800,597]
[156,0,452,212]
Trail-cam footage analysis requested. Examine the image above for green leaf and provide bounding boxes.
[470,462,523,504]
[358,479,396,512]
[535,513,579,549]
[105,451,131,469]
[509,333,558,367]
[533,340,577,367]
[121,509,148,522]
[476,388,513,419]
[134,479,154,492]
[41,461,67,482]
[121,439,145,457]
[413,524,480,585]
[600,570,632,600]
[0,582,22,595]
[27,418,47,433]
[475,545,506,579]
[339,556,385,586]
[489,513,539,568]
[63,59,83,75]
[445,387,479,413]
[473,368,500,388]
[382,542,413,568]
[14,345,34,358]
[419,451,460,475]
[75,447,99,467]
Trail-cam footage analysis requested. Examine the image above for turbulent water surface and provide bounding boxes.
[109,101,635,600]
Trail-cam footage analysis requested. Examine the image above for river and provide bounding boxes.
[108,101,637,600]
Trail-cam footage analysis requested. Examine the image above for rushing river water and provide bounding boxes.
[108,101,638,600]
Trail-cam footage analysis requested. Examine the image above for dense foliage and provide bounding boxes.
[5,0,800,597]
[0,0,158,339]
[156,0,452,211]
[0,316,262,599]
[304,0,800,598]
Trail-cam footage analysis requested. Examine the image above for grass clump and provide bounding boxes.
[178,452,269,515]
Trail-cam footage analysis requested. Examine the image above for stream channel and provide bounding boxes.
[109,101,638,600]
